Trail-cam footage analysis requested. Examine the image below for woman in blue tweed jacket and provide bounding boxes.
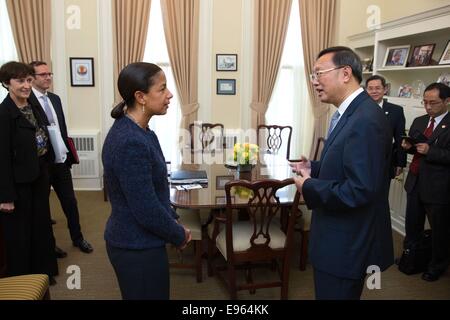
[102,62,191,300]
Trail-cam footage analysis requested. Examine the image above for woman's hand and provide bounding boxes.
[0,202,14,213]
[177,226,192,250]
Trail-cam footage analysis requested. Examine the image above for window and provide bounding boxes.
[0,0,18,101]
[265,1,313,158]
[143,0,182,166]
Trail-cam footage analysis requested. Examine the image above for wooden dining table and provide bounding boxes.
[169,154,299,210]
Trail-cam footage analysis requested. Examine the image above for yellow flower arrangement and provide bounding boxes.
[233,143,259,164]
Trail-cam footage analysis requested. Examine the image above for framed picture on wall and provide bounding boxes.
[216,54,238,71]
[438,40,450,65]
[217,79,236,95]
[70,57,95,87]
[383,45,410,68]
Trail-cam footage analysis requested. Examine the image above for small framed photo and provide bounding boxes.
[215,196,235,205]
[408,44,435,67]
[398,84,413,98]
[362,58,373,72]
[70,57,95,87]
[438,40,450,65]
[217,79,236,95]
[216,175,234,190]
[216,54,238,71]
[437,73,450,87]
[383,45,410,68]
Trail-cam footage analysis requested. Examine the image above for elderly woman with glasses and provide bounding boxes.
[0,61,58,283]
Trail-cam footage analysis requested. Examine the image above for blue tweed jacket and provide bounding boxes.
[102,116,185,249]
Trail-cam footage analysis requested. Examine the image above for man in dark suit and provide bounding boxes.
[366,75,407,179]
[291,47,393,299]
[29,61,93,254]
[402,82,450,282]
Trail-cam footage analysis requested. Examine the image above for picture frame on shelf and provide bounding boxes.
[385,83,391,96]
[362,58,373,72]
[438,40,450,65]
[69,57,94,87]
[217,79,236,95]
[408,44,435,67]
[216,175,234,190]
[437,73,450,87]
[398,84,413,98]
[383,45,410,68]
[216,54,238,71]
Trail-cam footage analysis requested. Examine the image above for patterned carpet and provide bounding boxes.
[49,191,450,300]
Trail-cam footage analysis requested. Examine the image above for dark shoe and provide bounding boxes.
[73,239,93,253]
[55,246,67,258]
[49,276,57,286]
[51,219,57,225]
[422,270,441,282]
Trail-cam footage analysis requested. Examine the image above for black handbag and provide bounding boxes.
[398,230,432,275]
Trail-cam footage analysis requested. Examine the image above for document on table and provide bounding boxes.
[175,184,204,191]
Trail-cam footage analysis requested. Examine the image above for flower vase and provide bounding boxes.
[237,164,252,172]
[237,164,253,181]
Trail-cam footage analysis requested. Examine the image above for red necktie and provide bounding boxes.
[409,118,435,175]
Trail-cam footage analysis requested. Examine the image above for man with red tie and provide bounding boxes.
[402,82,450,282]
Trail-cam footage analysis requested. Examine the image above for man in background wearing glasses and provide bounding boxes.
[402,82,450,282]
[291,46,393,299]
[29,61,93,257]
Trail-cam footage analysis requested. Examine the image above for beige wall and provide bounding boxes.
[211,0,243,128]
[337,0,450,45]
[63,0,101,132]
[59,0,450,132]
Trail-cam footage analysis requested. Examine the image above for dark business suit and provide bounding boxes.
[302,91,394,299]
[382,100,407,178]
[404,113,450,274]
[29,91,84,243]
[0,94,58,277]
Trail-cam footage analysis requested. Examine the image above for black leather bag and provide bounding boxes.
[398,230,432,275]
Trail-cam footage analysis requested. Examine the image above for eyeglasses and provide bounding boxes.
[421,100,443,107]
[309,66,347,82]
[34,73,53,78]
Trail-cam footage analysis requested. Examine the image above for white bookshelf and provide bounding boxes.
[348,5,450,115]
[348,5,450,234]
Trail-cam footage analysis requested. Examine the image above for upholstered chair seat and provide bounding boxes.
[0,274,50,300]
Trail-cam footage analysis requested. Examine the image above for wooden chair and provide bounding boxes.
[312,137,326,162]
[170,208,204,282]
[189,123,224,155]
[208,178,300,299]
[297,137,325,270]
[257,125,292,160]
[0,219,6,278]
[0,220,50,300]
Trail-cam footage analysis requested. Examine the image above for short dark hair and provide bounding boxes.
[317,46,363,84]
[424,82,450,100]
[366,75,386,88]
[0,61,34,90]
[29,61,48,70]
[111,62,163,119]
